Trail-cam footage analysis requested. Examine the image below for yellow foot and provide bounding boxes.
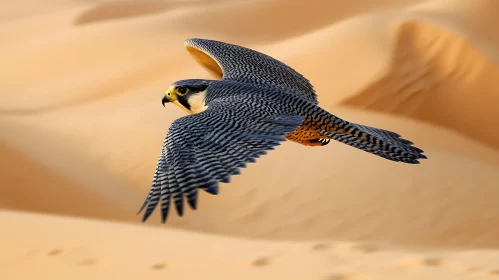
[302,138,330,147]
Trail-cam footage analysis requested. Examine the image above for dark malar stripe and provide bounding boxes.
[177,95,191,110]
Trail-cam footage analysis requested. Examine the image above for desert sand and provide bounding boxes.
[2,0,499,279]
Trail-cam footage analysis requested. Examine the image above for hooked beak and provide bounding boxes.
[162,94,169,107]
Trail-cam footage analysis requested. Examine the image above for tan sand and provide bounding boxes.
[2,0,499,278]
[3,210,499,280]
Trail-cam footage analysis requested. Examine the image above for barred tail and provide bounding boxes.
[320,120,427,164]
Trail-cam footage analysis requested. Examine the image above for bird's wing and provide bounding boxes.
[184,38,318,104]
[137,98,303,222]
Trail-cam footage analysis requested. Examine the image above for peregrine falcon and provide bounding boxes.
[138,38,427,223]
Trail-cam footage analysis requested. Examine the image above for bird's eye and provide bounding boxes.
[177,86,188,95]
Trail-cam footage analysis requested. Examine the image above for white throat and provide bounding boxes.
[186,90,208,114]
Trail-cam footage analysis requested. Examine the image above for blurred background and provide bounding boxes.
[2,0,499,279]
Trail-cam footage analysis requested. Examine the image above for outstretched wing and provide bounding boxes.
[138,98,303,222]
[184,38,317,104]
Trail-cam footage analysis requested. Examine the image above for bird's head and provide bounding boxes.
[162,79,212,114]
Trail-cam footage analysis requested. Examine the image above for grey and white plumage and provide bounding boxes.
[138,38,427,223]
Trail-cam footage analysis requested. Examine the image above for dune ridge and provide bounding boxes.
[342,19,499,150]
[74,1,190,26]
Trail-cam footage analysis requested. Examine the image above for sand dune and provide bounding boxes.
[343,19,499,150]
[3,210,499,280]
[260,2,499,151]
[0,142,129,220]
[0,119,142,222]
[2,0,499,278]
[142,0,429,43]
[4,105,499,248]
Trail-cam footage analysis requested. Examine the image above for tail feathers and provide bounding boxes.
[321,123,427,164]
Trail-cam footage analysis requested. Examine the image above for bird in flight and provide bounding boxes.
[138,38,427,223]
